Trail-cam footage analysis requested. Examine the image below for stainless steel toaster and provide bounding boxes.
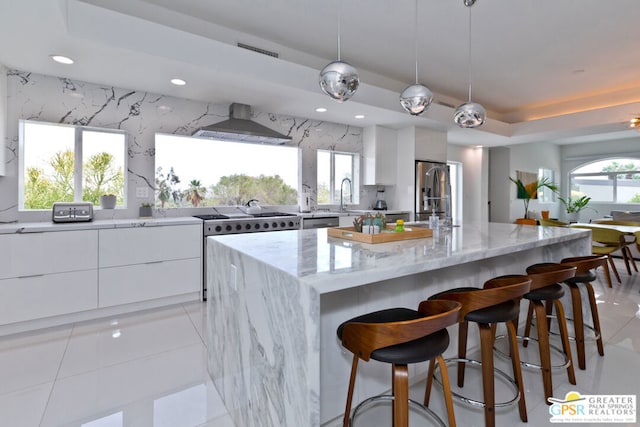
[52,202,94,223]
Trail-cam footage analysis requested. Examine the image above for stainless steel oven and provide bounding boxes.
[194,212,302,300]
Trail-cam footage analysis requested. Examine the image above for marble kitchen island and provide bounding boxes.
[206,223,591,427]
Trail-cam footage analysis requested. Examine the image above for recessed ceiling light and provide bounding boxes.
[354,114,365,119]
[630,117,640,128]
[50,55,74,65]
[170,78,186,86]
[315,107,327,113]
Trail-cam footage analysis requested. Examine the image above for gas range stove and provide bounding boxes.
[194,212,301,236]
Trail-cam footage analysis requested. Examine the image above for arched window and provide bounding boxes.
[569,158,640,203]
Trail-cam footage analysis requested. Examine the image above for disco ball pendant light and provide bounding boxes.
[454,0,486,128]
[319,1,359,102]
[400,0,433,115]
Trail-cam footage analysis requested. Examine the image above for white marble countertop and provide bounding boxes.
[209,222,590,294]
[0,216,202,234]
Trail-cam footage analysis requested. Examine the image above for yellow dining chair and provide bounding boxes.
[592,220,639,274]
[572,225,623,286]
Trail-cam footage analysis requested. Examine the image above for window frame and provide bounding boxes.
[18,120,128,210]
[154,133,301,208]
[316,149,360,206]
[568,158,640,204]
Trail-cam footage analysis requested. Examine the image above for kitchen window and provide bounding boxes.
[154,133,300,208]
[317,150,360,205]
[19,120,126,210]
[569,158,640,203]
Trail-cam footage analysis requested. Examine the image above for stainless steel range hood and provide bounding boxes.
[192,103,292,145]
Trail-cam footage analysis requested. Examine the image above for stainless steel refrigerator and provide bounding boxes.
[415,160,451,222]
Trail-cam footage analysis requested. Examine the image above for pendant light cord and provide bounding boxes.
[414,0,419,84]
[467,3,473,102]
[337,1,341,61]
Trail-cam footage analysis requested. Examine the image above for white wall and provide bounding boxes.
[448,145,487,225]
[488,146,511,223]
[0,64,6,177]
[508,142,562,221]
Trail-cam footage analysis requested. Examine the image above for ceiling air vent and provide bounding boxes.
[237,43,279,58]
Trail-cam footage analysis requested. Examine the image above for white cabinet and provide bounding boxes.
[414,127,447,162]
[0,230,98,324]
[98,224,201,307]
[0,230,97,279]
[363,125,397,185]
[0,270,97,324]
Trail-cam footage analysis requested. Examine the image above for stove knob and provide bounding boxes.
[280,222,286,227]
[226,225,232,231]
[245,224,251,230]
[254,223,260,229]
[288,221,294,227]
[264,223,269,229]
[215,225,222,232]
[236,224,242,231]
[272,222,278,228]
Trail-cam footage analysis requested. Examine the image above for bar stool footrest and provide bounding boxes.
[537,317,602,342]
[493,334,571,370]
[350,394,447,427]
[432,357,520,409]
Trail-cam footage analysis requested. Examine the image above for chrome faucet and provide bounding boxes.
[425,165,452,227]
[339,177,352,212]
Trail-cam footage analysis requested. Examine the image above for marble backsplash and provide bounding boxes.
[0,69,369,223]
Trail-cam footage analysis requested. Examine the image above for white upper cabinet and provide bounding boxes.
[414,127,447,162]
[363,125,397,186]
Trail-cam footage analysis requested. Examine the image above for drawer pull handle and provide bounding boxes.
[144,260,164,265]
[17,274,45,279]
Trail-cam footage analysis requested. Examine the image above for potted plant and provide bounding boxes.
[509,176,558,223]
[139,202,153,218]
[558,195,593,222]
[99,194,117,209]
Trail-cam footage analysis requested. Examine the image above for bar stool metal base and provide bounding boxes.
[431,358,520,409]
[546,317,601,342]
[349,395,447,427]
[493,334,571,370]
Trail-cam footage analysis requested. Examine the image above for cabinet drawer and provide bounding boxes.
[98,258,200,307]
[0,270,98,325]
[0,230,98,279]
[99,225,201,267]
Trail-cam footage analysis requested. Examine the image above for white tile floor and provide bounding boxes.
[0,258,638,426]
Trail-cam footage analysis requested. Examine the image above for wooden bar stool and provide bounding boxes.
[424,276,531,427]
[560,255,607,370]
[337,300,461,427]
[517,264,577,401]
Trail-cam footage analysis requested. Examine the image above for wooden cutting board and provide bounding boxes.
[327,225,433,243]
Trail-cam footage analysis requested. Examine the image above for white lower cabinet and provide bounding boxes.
[97,224,201,308]
[0,269,97,324]
[99,258,200,307]
[0,222,201,330]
